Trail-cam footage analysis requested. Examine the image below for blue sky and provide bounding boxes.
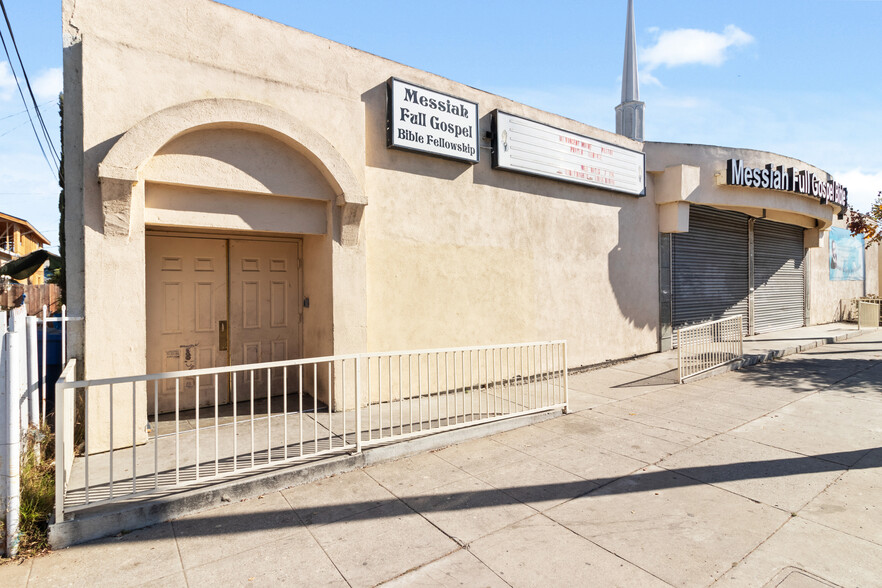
[2,0,880,253]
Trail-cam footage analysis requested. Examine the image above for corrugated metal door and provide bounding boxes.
[753,219,805,333]
[672,206,750,337]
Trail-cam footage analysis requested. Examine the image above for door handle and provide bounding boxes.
[218,320,228,351]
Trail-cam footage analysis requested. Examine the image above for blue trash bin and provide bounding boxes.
[36,320,63,415]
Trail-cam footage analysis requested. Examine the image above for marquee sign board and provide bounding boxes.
[492,111,645,196]
[386,78,479,164]
[725,159,848,208]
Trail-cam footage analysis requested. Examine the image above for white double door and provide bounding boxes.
[146,235,302,413]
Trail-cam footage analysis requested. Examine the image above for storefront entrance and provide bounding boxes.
[146,234,303,413]
[670,205,806,340]
[671,207,750,336]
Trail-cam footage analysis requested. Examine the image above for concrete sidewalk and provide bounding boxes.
[2,326,881,587]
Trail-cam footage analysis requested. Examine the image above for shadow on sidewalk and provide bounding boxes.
[733,354,881,396]
[611,341,880,393]
[613,369,679,388]
[82,446,880,542]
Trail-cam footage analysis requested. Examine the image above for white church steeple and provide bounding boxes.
[616,0,645,141]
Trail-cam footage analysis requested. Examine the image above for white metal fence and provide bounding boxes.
[677,315,743,383]
[2,303,80,556]
[55,340,567,521]
[55,358,77,504]
[1,305,26,557]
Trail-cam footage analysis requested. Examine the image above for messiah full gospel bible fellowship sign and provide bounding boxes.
[387,78,479,163]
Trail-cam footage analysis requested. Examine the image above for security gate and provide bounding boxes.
[672,206,750,336]
[753,219,806,333]
[670,205,806,341]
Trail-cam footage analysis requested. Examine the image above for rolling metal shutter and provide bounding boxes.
[753,219,805,333]
[672,206,750,337]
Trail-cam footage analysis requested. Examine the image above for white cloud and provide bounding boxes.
[832,169,882,214]
[33,67,62,101]
[641,25,754,72]
[0,61,16,101]
[640,70,662,87]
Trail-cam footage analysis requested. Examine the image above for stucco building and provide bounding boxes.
[62,0,877,441]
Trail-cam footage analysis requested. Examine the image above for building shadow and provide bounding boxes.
[733,353,881,397]
[75,446,880,544]
[613,369,679,388]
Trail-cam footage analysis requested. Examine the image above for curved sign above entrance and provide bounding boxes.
[725,159,848,209]
[386,78,479,164]
[492,111,646,196]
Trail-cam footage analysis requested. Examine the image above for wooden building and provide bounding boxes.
[0,211,52,285]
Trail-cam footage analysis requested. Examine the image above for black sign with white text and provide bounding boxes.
[726,159,848,208]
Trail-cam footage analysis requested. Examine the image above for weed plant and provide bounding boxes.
[18,424,55,555]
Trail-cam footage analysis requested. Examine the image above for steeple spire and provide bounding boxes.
[616,0,645,141]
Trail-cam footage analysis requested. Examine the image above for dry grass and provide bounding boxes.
[16,425,55,555]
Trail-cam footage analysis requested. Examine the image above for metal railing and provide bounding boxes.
[677,315,743,383]
[54,358,78,520]
[55,340,567,521]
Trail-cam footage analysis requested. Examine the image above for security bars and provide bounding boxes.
[677,315,743,383]
[54,340,568,521]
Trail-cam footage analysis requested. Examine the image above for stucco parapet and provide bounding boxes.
[646,141,833,176]
[645,141,841,230]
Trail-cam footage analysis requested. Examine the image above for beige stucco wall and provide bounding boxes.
[867,242,879,297]
[808,218,879,324]
[364,160,658,360]
[63,0,659,440]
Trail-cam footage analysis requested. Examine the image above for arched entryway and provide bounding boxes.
[140,125,336,413]
[88,99,366,441]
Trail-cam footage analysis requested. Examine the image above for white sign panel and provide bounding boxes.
[493,111,645,196]
[387,78,479,163]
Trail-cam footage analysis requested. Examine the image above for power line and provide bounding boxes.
[0,99,54,122]
[0,0,59,175]
[0,102,54,138]
[0,116,30,138]
[0,0,59,166]
[0,31,54,175]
